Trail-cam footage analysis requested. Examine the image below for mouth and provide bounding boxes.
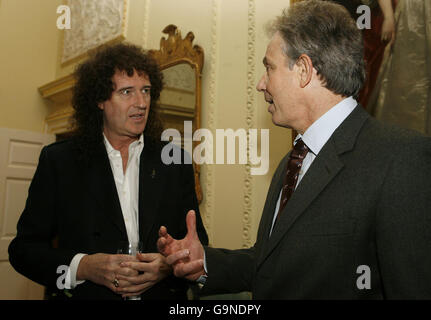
[129,111,146,121]
[264,92,274,104]
[265,96,274,112]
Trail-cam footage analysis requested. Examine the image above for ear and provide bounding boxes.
[98,102,105,111]
[296,54,313,88]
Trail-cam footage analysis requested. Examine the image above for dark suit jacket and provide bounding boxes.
[8,137,208,300]
[202,106,431,299]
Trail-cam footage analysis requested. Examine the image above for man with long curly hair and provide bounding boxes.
[9,43,208,300]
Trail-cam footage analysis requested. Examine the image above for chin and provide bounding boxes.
[270,113,282,127]
[132,122,147,134]
[271,116,291,129]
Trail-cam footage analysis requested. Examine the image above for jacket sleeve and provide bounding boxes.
[200,246,255,296]
[197,154,289,296]
[376,135,431,298]
[8,146,78,288]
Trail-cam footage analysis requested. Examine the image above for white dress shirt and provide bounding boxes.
[64,134,144,289]
[269,97,357,236]
[104,134,143,247]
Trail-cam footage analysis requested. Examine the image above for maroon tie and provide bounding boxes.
[276,138,309,221]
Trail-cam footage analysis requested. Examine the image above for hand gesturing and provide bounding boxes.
[157,210,206,281]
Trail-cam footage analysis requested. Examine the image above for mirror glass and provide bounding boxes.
[158,63,196,147]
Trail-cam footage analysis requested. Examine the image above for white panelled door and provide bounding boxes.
[0,128,54,299]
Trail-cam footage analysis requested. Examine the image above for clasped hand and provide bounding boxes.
[77,251,171,298]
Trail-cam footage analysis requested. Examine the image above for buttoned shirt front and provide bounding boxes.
[104,134,144,246]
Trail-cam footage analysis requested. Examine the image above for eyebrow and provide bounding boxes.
[117,86,134,92]
[116,85,151,92]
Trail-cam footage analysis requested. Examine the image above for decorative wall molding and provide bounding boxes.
[242,0,256,249]
[141,0,151,48]
[201,0,220,245]
[38,74,75,135]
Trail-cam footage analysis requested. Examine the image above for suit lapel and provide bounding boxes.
[255,153,289,264]
[257,153,289,243]
[138,140,164,248]
[258,140,344,268]
[85,142,127,238]
[257,106,369,269]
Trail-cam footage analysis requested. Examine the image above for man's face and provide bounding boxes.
[98,69,151,142]
[256,32,304,130]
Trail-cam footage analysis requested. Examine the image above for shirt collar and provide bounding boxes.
[103,134,144,155]
[295,96,357,155]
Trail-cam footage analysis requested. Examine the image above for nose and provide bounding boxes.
[135,90,149,107]
[256,74,266,92]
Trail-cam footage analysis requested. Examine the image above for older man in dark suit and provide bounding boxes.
[157,0,431,299]
[8,43,208,300]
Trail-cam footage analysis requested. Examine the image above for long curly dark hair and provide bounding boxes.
[71,42,164,158]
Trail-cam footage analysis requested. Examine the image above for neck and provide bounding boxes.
[298,92,345,134]
[104,131,140,153]
[103,131,141,174]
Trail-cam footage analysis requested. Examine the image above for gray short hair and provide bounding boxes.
[268,0,365,98]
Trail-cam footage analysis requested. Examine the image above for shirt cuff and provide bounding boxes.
[64,253,87,289]
[196,250,208,285]
[203,249,208,274]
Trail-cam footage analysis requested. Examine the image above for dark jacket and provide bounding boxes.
[9,137,208,300]
[202,106,431,299]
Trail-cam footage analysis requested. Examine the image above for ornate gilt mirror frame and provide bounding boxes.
[149,25,204,203]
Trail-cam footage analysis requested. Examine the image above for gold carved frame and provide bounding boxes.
[149,25,204,204]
